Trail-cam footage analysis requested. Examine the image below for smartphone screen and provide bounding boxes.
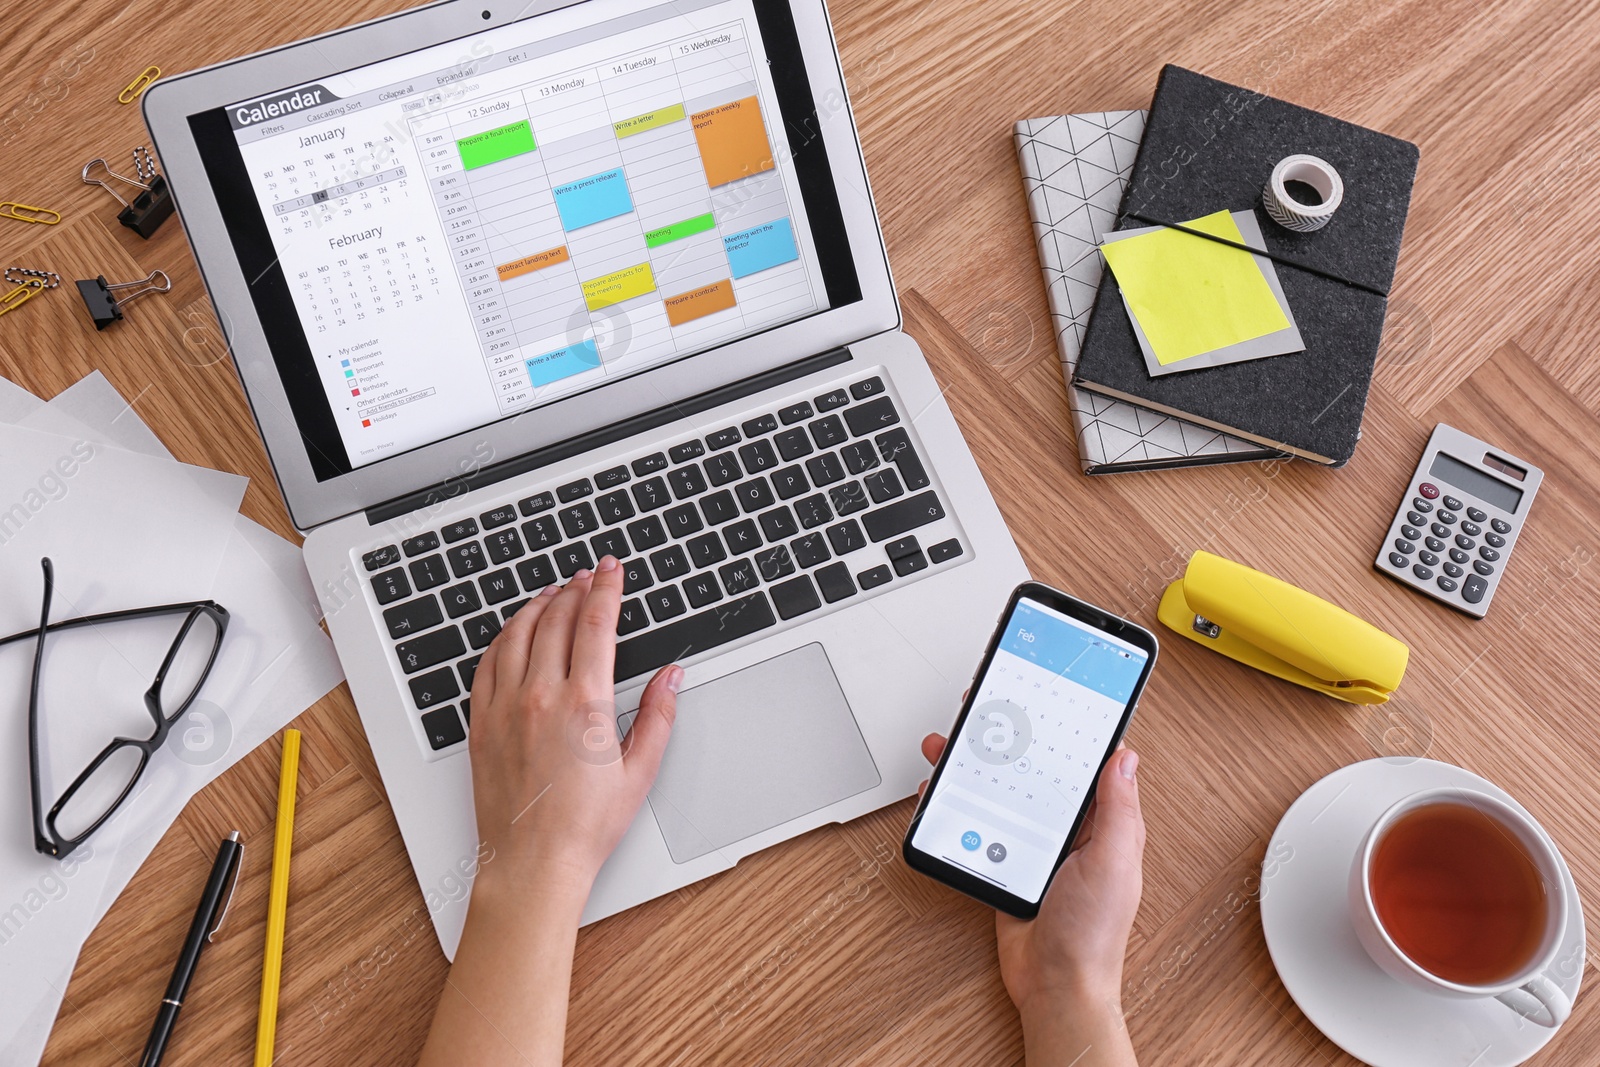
[905,586,1156,914]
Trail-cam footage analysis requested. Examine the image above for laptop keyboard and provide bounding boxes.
[359,371,966,757]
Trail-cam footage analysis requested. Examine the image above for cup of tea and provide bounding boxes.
[1348,787,1572,1027]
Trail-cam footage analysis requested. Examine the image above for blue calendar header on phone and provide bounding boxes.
[1000,600,1148,703]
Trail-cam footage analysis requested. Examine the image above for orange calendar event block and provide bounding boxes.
[663,278,736,326]
[691,96,775,188]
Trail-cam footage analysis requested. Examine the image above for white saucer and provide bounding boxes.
[1261,758,1586,1067]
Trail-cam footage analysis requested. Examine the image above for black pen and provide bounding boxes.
[138,831,244,1067]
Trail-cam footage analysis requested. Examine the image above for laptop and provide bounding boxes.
[143,0,1026,956]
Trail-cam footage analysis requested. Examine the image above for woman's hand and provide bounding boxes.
[469,556,682,900]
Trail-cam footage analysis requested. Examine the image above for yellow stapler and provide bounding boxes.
[1157,551,1409,704]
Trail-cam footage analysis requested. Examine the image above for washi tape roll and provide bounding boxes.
[1263,154,1343,232]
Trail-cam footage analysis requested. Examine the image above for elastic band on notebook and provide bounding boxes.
[1120,211,1390,298]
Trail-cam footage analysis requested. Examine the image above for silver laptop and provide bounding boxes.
[143,0,1025,956]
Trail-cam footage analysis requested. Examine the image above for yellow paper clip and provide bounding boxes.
[0,282,43,317]
[0,202,61,225]
[118,66,160,104]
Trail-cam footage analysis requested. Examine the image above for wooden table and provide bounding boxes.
[7,0,1600,1062]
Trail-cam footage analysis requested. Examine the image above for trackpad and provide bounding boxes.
[631,643,880,864]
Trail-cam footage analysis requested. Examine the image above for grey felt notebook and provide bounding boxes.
[1014,110,1283,473]
[1071,66,1420,466]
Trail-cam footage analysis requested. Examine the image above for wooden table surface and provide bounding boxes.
[6,0,1600,1062]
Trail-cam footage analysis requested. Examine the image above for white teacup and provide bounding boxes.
[1348,787,1572,1028]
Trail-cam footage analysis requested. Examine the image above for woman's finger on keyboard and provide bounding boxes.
[571,556,623,695]
[530,571,592,684]
[492,581,561,694]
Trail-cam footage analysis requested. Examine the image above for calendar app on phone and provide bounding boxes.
[911,598,1149,904]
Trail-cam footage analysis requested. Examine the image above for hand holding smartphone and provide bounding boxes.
[903,582,1158,918]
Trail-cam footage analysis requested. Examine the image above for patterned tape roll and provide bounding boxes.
[1262,154,1343,232]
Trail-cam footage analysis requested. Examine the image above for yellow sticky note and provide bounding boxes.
[1100,210,1291,365]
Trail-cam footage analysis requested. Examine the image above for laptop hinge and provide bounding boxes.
[365,346,853,525]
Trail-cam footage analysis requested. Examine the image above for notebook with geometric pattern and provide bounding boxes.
[1014,110,1285,473]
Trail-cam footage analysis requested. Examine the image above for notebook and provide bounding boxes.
[1013,110,1283,473]
[1070,67,1420,466]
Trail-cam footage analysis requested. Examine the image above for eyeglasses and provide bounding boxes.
[0,558,229,859]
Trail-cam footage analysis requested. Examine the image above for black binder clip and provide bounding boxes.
[81,148,174,238]
[76,268,170,329]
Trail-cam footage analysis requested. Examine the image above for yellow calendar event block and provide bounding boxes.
[581,262,656,311]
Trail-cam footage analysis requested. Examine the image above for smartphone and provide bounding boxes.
[903,582,1158,918]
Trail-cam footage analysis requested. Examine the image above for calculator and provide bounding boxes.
[1374,423,1542,618]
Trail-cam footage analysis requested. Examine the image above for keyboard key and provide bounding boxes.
[775,428,813,462]
[632,477,671,511]
[928,538,963,564]
[516,555,558,592]
[893,550,929,577]
[1444,562,1464,578]
[814,388,850,411]
[735,477,776,512]
[384,595,443,639]
[410,667,460,709]
[720,558,760,593]
[815,562,856,602]
[1412,564,1434,580]
[458,655,482,691]
[651,545,692,582]
[826,519,866,555]
[481,505,518,529]
[371,568,411,605]
[519,492,556,516]
[830,481,870,515]
[627,515,669,551]
[617,598,650,635]
[622,558,654,594]
[857,565,892,590]
[420,707,466,750]
[1430,523,1450,539]
[1400,525,1422,542]
[396,626,466,674]
[441,582,482,618]
[792,532,830,568]
[410,554,450,591]
[463,612,502,650]
[597,490,635,525]
[522,514,562,549]
[555,543,596,577]
[850,376,886,400]
[805,453,846,488]
[1393,539,1415,555]
[1412,497,1434,513]
[809,414,847,449]
[667,440,704,464]
[794,493,833,529]
[479,568,519,604]
[844,397,899,436]
[1462,574,1488,604]
[1479,546,1501,562]
[1473,560,1495,576]
[447,541,487,577]
[780,401,814,424]
[1486,532,1506,548]
[759,506,798,541]
[1442,495,1463,512]
[559,502,599,539]
[1460,520,1481,537]
[646,585,688,622]
[700,490,740,526]
[756,545,795,581]
[1450,548,1469,564]
[705,453,742,486]
[841,441,879,474]
[665,502,703,538]
[614,593,777,681]
[885,536,920,560]
[739,440,780,475]
[443,519,479,543]
[1437,511,1458,525]
[684,572,723,608]
[687,532,727,569]
[402,532,440,557]
[669,464,708,499]
[1419,551,1439,567]
[864,468,904,503]
[591,528,631,561]
[558,478,593,502]
[501,599,531,621]
[770,575,821,619]
[1437,575,1459,593]
[595,465,630,489]
[863,491,945,542]
[742,413,778,437]
[363,545,400,571]
[707,427,741,450]
[1490,518,1511,534]
[1455,534,1476,550]
[1425,537,1446,552]
[724,519,762,555]
[635,451,671,474]
[1387,552,1409,568]
[484,528,525,563]
[1466,507,1487,523]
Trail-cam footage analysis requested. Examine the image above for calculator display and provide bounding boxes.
[1430,453,1523,513]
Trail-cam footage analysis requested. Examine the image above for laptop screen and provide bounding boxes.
[188,0,860,481]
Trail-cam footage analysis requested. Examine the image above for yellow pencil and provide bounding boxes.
[254,728,301,1067]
